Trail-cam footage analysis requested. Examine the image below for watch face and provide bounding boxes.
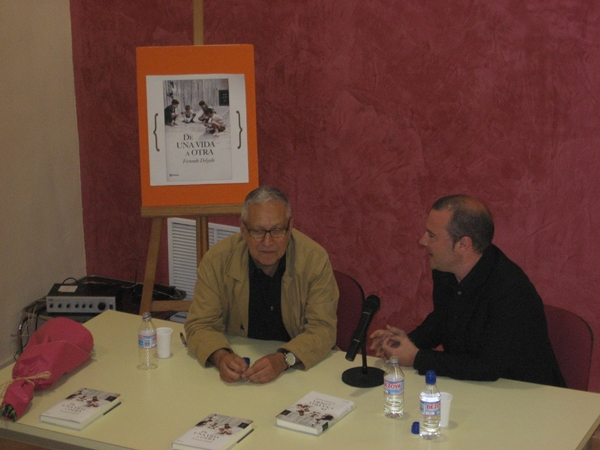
[285,352,296,367]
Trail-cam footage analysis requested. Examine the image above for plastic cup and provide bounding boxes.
[440,392,453,427]
[156,327,173,359]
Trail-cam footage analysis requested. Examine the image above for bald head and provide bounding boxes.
[431,195,494,253]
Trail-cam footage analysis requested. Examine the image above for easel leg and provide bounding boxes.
[139,218,163,315]
[196,216,209,266]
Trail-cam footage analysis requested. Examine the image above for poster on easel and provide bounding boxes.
[137,45,258,207]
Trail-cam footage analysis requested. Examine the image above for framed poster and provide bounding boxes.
[137,45,258,207]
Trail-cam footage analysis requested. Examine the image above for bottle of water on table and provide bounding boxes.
[138,312,157,370]
[384,356,404,417]
[419,369,441,439]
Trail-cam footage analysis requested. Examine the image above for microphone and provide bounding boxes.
[345,295,381,361]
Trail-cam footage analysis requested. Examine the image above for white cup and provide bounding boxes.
[440,392,453,427]
[156,327,174,359]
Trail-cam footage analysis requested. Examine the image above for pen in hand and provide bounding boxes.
[180,332,187,347]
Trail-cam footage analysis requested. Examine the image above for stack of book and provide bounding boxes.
[39,387,121,431]
[275,391,355,436]
[172,413,254,450]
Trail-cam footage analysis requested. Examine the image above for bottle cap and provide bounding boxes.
[142,312,152,320]
[425,370,436,384]
[389,356,399,364]
[411,422,420,434]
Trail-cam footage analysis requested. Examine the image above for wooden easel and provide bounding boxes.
[136,44,258,314]
[138,204,242,315]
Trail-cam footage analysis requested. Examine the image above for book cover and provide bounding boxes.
[39,387,121,431]
[172,413,254,450]
[275,391,354,436]
[145,74,247,187]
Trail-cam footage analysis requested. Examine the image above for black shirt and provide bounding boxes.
[409,245,566,387]
[247,255,291,342]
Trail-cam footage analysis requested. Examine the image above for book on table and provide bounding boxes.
[39,387,121,430]
[172,413,254,450]
[275,391,354,436]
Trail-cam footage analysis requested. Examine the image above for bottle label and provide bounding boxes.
[384,378,404,395]
[420,399,441,416]
[139,333,157,349]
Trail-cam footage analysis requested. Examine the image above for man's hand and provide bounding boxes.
[209,349,249,383]
[241,352,288,384]
[369,325,407,358]
[381,334,419,367]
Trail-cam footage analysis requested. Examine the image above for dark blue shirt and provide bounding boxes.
[247,255,291,342]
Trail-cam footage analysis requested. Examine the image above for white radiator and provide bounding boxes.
[167,218,240,299]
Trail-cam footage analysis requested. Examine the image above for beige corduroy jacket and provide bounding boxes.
[184,229,339,370]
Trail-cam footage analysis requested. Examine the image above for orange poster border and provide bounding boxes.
[136,45,258,207]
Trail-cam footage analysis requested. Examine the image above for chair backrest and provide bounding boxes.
[333,270,365,351]
[544,304,593,391]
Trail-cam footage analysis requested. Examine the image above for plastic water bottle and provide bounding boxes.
[384,356,404,417]
[419,370,441,439]
[137,312,157,370]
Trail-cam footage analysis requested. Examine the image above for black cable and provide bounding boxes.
[14,316,28,360]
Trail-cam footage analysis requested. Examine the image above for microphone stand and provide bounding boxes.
[341,340,384,388]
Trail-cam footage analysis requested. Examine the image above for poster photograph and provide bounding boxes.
[145,74,248,186]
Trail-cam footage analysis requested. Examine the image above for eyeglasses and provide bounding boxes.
[243,220,290,240]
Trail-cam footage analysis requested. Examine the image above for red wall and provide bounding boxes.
[72,1,600,391]
[70,0,193,285]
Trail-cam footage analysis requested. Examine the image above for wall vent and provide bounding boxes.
[167,218,240,299]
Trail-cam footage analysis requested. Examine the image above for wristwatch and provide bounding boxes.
[279,350,296,369]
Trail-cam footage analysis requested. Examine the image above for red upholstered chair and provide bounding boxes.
[544,304,593,391]
[333,270,365,352]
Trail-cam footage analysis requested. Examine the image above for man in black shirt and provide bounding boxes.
[370,195,565,387]
[164,99,179,125]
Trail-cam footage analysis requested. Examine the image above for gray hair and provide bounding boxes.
[241,186,292,222]
[432,194,494,253]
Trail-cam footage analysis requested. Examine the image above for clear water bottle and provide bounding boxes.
[384,356,404,417]
[137,312,157,370]
[419,370,441,439]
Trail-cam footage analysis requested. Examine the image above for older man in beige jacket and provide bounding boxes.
[185,186,338,384]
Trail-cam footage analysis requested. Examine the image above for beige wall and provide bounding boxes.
[0,1,85,366]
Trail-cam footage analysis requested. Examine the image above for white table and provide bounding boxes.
[2,310,600,449]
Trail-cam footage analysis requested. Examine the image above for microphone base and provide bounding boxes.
[342,366,385,388]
